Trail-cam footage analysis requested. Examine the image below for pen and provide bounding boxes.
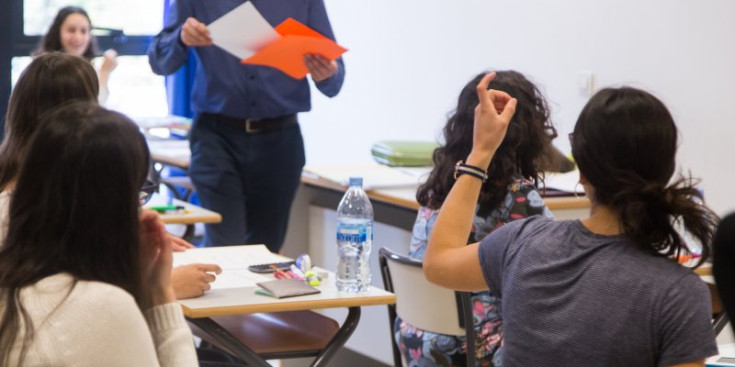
[289,265,305,280]
[149,205,185,212]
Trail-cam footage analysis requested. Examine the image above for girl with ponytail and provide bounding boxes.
[423,73,718,367]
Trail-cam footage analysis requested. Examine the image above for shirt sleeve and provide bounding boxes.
[148,0,192,76]
[477,219,527,297]
[657,273,718,366]
[62,286,196,367]
[144,303,199,367]
[308,0,345,97]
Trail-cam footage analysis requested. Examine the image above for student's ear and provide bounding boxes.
[579,173,589,185]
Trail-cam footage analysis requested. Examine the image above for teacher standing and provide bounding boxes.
[148,0,345,251]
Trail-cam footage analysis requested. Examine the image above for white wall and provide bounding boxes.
[300,0,735,215]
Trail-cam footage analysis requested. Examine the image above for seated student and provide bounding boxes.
[0,52,219,300]
[713,212,735,333]
[0,102,197,365]
[35,6,117,103]
[423,73,718,366]
[395,70,557,366]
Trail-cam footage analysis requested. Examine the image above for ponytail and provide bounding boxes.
[609,173,718,266]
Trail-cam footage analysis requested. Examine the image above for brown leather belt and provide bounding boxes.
[205,113,298,134]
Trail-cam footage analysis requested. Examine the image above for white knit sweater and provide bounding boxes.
[6,273,198,366]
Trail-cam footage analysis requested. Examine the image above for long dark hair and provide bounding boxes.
[0,102,150,365]
[0,52,99,191]
[35,6,98,61]
[417,70,557,210]
[572,87,717,263]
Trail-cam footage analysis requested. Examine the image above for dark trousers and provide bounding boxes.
[189,113,305,252]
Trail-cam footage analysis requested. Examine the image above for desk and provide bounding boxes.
[175,245,396,367]
[145,194,221,239]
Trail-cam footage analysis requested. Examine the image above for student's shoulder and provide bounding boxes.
[66,278,140,317]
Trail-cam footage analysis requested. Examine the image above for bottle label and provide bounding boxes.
[336,222,371,242]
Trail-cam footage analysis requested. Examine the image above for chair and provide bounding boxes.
[379,247,476,367]
[189,310,341,362]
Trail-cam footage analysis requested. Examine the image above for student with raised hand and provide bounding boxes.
[35,6,118,103]
[0,102,197,366]
[395,70,557,367]
[0,52,219,300]
[424,73,718,367]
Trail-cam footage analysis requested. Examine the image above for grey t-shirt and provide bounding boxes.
[478,216,717,367]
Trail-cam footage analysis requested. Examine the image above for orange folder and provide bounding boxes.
[241,18,347,79]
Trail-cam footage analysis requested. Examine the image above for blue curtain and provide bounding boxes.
[163,0,197,118]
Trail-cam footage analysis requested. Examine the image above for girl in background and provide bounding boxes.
[395,70,558,366]
[35,6,118,103]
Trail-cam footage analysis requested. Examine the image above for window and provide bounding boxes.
[5,0,169,119]
[24,0,163,36]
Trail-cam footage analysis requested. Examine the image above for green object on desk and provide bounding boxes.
[371,140,437,167]
[149,205,184,212]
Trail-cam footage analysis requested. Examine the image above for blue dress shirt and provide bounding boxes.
[148,0,345,119]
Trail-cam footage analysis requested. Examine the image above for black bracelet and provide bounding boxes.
[454,160,488,182]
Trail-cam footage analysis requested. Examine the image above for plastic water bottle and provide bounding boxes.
[336,177,374,293]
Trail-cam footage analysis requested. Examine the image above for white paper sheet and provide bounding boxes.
[304,163,429,189]
[173,245,290,289]
[207,2,281,60]
[539,171,585,194]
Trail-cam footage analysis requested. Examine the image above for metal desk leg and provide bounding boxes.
[310,306,361,367]
[187,317,271,367]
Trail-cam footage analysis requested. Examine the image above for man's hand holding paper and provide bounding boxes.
[304,54,338,82]
[181,17,212,47]
[205,2,346,80]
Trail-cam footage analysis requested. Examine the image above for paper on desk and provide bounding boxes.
[207,1,281,60]
[173,245,290,289]
[707,343,735,366]
[539,171,585,194]
[304,163,429,189]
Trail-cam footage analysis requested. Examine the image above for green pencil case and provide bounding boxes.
[371,141,437,167]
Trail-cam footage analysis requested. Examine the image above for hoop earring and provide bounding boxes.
[574,182,581,199]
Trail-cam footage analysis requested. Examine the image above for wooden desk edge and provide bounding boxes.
[302,175,590,211]
[158,213,222,225]
[182,294,397,318]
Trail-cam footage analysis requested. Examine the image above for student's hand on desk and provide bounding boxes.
[139,210,177,309]
[181,17,212,47]
[304,54,337,82]
[468,72,517,168]
[169,234,195,252]
[172,263,222,299]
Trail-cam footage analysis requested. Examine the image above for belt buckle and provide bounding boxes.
[245,118,261,133]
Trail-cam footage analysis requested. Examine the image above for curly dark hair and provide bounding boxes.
[34,6,98,61]
[417,70,557,211]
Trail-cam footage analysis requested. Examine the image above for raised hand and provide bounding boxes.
[469,72,518,168]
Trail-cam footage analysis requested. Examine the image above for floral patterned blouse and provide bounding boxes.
[395,179,552,367]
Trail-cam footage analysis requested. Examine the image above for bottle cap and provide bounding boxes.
[348,177,363,187]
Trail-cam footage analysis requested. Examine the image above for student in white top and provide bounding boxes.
[34,6,117,104]
[0,102,198,366]
[0,52,220,300]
